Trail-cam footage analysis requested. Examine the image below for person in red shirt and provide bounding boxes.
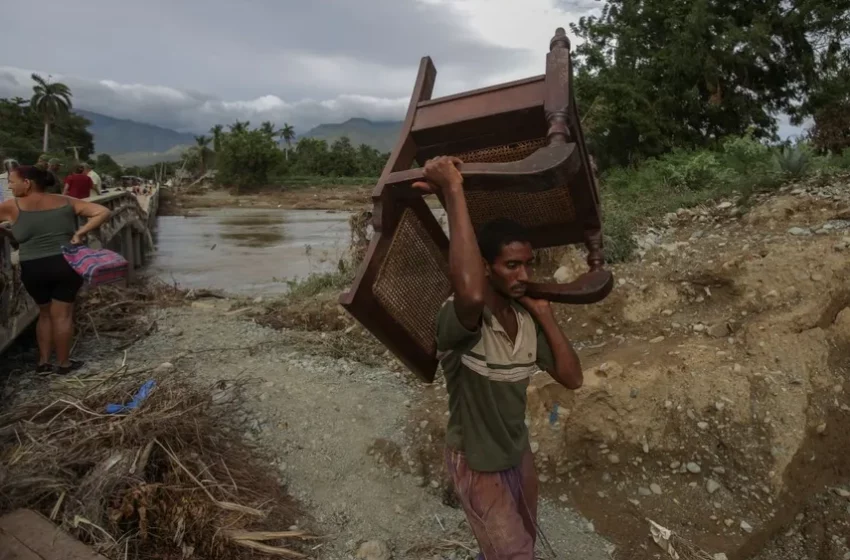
[63,165,94,199]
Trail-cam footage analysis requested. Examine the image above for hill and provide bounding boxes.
[303,118,400,152]
[77,109,195,156]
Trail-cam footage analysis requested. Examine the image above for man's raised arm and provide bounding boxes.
[412,156,486,330]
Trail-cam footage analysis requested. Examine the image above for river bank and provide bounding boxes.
[160,184,445,216]
[161,185,372,215]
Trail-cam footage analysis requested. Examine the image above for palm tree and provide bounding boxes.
[194,135,211,175]
[259,121,276,137]
[209,124,224,153]
[229,120,250,134]
[279,123,295,160]
[30,73,72,152]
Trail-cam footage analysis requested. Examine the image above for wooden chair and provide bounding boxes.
[339,28,614,382]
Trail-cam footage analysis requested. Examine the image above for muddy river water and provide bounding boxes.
[148,208,354,296]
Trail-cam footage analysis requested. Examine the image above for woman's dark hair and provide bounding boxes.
[11,165,53,191]
[477,218,532,263]
[74,164,84,174]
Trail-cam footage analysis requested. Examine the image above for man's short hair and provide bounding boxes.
[477,218,532,263]
[48,158,61,166]
[37,154,49,162]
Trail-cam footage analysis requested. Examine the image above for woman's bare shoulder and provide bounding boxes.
[0,199,17,221]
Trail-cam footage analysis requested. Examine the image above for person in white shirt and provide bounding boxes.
[82,162,102,196]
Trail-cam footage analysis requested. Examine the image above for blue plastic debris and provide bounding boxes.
[106,379,156,414]
[549,403,559,425]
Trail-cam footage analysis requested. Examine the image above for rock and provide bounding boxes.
[154,362,175,374]
[833,488,850,498]
[788,227,811,236]
[693,324,706,333]
[608,454,621,465]
[670,461,681,470]
[638,487,652,497]
[559,494,569,502]
[553,266,572,284]
[649,336,665,344]
[687,462,702,474]
[740,520,753,533]
[630,388,639,398]
[650,483,662,495]
[724,519,734,527]
[707,479,722,494]
[698,422,709,430]
[816,422,827,434]
[356,540,391,560]
[259,393,268,402]
[714,554,729,560]
[708,323,730,338]
[717,201,733,210]
[530,441,540,454]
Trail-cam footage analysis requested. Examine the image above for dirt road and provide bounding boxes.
[72,299,613,560]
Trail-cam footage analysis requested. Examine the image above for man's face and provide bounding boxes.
[486,241,535,299]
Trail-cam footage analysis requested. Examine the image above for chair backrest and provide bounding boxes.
[340,28,608,382]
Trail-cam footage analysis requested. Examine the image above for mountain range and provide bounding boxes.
[78,110,402,166]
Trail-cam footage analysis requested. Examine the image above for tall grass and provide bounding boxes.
[600,137,850,262]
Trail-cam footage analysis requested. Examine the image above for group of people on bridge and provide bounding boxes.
[0,155,102,202]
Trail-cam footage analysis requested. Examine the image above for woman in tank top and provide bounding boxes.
[0,165,110,374]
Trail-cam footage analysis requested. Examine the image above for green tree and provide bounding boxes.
[216,129,283,192]
[0,97,92,163]
[328,136,358,176]
[290,137,329,175]
[259,121,277,137]
[194,135,211,175]
[279,123,295,160]
[570,0,850,169]
[94,153,123,178]
[789,0,850,152]
[229,120,250,134]
[30,73,72,153]
[210,124,224,153]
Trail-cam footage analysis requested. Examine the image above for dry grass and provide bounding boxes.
[0,366,313,559]
[74,279,189,349]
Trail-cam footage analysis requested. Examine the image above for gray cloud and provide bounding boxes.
[0,67,410,134]
[0,0,562,134]
[1,0,535,101]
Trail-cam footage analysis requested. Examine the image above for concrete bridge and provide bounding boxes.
[0,187,160,353]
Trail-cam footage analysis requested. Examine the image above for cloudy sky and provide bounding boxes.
[0,0,604,134]
[0,0,801,138]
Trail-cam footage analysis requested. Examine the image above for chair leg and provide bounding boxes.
[585,229,605,271]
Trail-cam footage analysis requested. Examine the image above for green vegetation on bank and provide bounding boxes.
[600,137,850,262]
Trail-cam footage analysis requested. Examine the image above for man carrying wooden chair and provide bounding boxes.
[414,156,583,560]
